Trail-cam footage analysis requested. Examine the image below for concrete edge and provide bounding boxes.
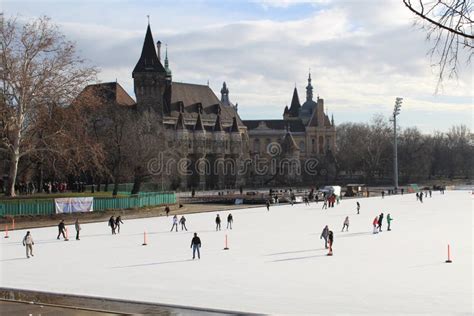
[0,287,264,315]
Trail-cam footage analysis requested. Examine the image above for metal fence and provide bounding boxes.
[0,192,176,217]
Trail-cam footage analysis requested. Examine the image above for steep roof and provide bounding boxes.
[242,119,306,133]
[75,82,135,107]
[133,24,166,74]
[288,87,301,117]
[230,116,239,132]
[167,82,245,129]
[213,114,223,132]
[194,112,205,131]
[281,131,300,152]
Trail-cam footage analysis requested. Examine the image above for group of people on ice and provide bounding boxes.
[372,213,393,233]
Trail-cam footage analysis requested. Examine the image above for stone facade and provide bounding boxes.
[80,23,336,190]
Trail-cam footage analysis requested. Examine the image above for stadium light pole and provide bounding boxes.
[392,97,403,191]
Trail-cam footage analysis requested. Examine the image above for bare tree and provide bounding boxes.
[0,16,97,196]
[403,0,473,89]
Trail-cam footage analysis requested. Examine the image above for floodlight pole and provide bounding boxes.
[393,97,403,191]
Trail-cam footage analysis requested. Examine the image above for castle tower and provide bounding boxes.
[220,82,230,106]
[132,23,169,116]
[306,71,313,102]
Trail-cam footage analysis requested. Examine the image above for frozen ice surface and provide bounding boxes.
[1,191,472,314]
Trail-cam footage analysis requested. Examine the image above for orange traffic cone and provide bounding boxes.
[224,234,229,250]
[445,244,452,263]
[142,230,147,246]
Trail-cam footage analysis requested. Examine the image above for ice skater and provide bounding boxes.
[23,231,34,258]
[57,220,67,240]
[165,205,170,217]
[108,216,116,235]
[115,216,123,233]
[170,215,178,232]
[190,232,201,259]
[356,201,360,214]
[387,213,393,231]
[341,216,349,232]
[266,200,270,211]
[227,213,233,229]
[322,198,328,210]
[327,230,334,256]
[215,214,221,231]
[304,196,310,206]
[378,213,384,232]
[180,215,188,231]
[373,216,378,234]
[381,190,385,198]
[320,225,329,249]
[419,193,423,203]
[75,218,81,240]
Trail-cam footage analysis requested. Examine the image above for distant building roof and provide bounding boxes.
[242,119,306,133]
[75,82,135,107]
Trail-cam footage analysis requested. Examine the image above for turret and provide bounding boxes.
[132,23,168,115]
[220,82,230,106]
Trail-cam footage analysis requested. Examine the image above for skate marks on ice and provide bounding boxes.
[111,258,194,269]
[265,248,325,256]
[268,253,328,263]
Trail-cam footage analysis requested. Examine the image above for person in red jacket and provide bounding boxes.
[373,216,378,234]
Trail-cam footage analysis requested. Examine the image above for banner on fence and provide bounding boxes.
[55,197,94,214]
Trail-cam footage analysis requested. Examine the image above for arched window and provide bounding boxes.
[319,136,324,154]
[299,141,305,152]
[254,138,260,153]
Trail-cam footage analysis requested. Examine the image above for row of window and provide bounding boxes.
[252,137,330,154]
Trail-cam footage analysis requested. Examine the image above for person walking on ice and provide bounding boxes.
[75,218,81,240]
[190,233,201,260]
[341,216,349,232]
[227,213,233,229]
[180,215,188,231]
[170,215,178,232]
[320,225,329,249]
[108,216,116,235]
[266,200,270,211]
[356,201,360,214]
[115,216,123,233]
[322,198,328,210]
[373,216,378,234]
[57,220,67,240]
[23,231,34,258]
[387,213,393,231]
[215,214,221,231]
[327,230,334,256]
[378,213,384,232]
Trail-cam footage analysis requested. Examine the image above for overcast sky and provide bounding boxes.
[4,0,472,133]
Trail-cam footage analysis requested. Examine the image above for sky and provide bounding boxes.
[3,0,473,133]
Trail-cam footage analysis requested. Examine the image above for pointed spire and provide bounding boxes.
[306,70,313,102]
[231,116,239,133]
[221,82,230,106]
[164,44,172,77]
[175,112,186,130]
[331,113,334,126]
[133,23,166,74]
[282,131,299,152]
[288,87,301,117]
[194,112,205,131]
[283,105,289,116]
[213,114,223,132]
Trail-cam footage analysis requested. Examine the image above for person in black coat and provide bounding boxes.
[108,216,116,235]
[320,225,329,249]
[215,214,221,231]
[190,233,201,259]
[180,216,188,231]
[378,213,384,232]
[327,230,334,255]
[226,213,233,229]
[57,220,67,240]
[115,216,123,233]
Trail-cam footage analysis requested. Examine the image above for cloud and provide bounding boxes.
[3,0,472,133]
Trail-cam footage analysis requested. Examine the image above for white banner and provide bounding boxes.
[55,197,94,214]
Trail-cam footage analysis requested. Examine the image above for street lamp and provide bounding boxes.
[392,97,403,190]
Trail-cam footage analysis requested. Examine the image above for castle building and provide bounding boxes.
[78,23,336,190]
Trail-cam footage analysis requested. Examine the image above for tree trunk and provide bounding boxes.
[7,126,22,197]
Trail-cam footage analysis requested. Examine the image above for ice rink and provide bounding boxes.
[1,191,472,314]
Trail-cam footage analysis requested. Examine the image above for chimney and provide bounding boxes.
[156,40,161,61]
